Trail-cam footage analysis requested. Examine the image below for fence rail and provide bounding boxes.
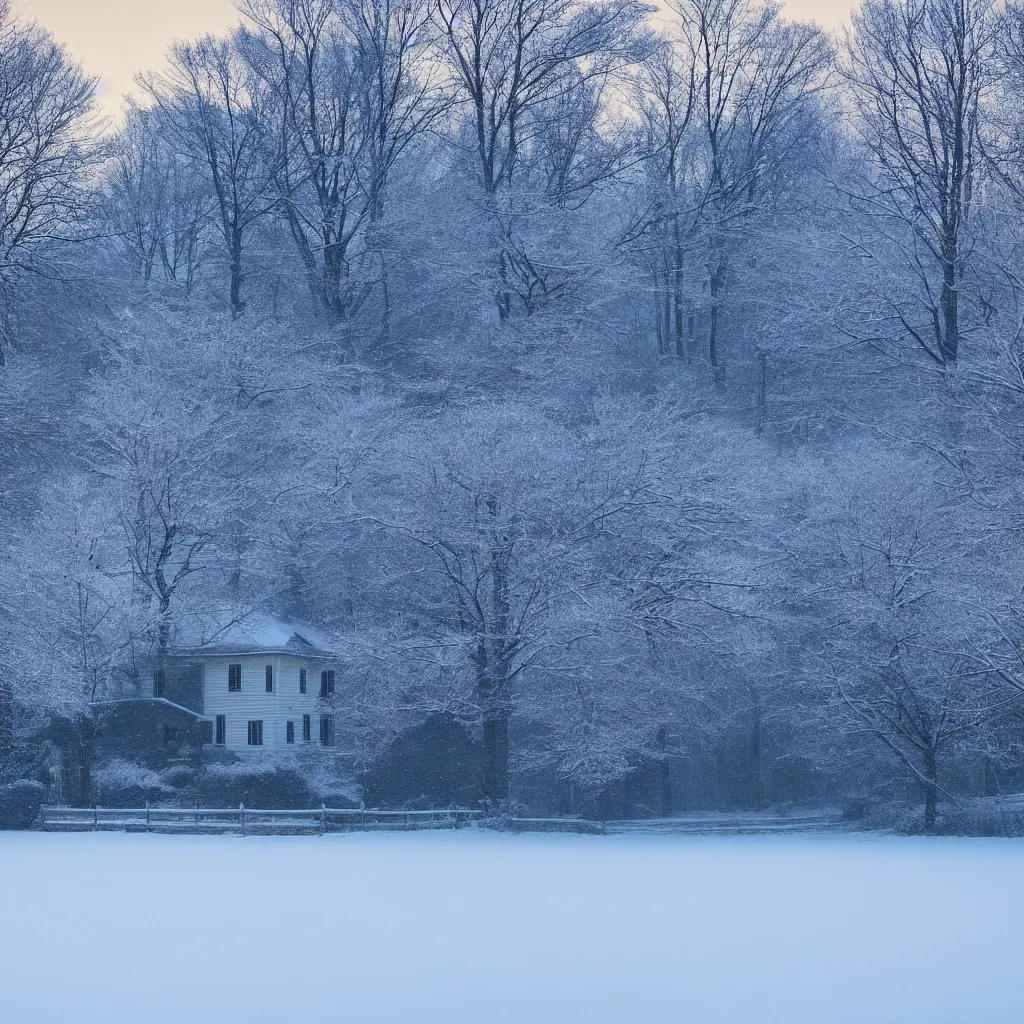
[40,804,482,835]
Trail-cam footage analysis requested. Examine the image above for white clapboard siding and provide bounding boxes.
[202,654,334,752]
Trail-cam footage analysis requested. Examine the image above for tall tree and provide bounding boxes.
[142,35,278,316]
[845,0,997,366]
[669,0,832,368]
[0,2,96,357]
[433,0,650,319]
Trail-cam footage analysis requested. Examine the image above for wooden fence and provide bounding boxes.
[39,805,848,836]
[40,804,482,835]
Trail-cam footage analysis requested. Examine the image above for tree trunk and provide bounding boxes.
[482,711,509,804]
[754,347,767,435]
[0,679,13,779]
[656,725,672,817]
[672,222,686,360]
[938,250,959,364]
[922,745,938,831]
[229,226,245,318]
[709,261,727,369]
[751,689,765,811]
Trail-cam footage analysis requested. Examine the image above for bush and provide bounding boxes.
[842,797,872,822]
[932,805,1024,838]
[92,759,174,808]
[362,713,482,809]
[0,780,46,830]
[196,763,315,809]
[160,764,197,791]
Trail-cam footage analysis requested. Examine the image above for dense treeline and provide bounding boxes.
[3,0,1024,825]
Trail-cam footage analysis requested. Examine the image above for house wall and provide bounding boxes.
[201,655,333,752]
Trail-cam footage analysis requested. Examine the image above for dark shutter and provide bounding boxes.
[228,664,242,691]
[299,668,306,694]
[215,715,226,745]
[154,669,166,698]
[302,714,311,742]
[265,664,273,692]
[319,715,334,746]
[286,721,295,744]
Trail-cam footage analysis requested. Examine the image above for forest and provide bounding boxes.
[2,0,1024,829]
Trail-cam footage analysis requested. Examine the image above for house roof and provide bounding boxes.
[169,611,337,660]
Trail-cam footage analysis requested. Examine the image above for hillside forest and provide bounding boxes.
[3,0,1024,826]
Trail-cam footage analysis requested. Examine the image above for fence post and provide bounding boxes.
[321,803,326,833]
[195,806,200,833]
[240,803,246,836]
[94,805,99,829]
[145,802,150,831]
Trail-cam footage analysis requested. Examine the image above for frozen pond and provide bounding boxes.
[1,831,1021,1023]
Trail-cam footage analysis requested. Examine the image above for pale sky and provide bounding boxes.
[17,0,858,120]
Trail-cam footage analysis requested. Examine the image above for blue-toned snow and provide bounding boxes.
[1,831,1021,1023]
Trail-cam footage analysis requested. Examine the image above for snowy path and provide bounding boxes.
[1,831,1021,1023]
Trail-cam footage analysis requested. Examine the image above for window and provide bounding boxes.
[319,715,334,747]
[215,715,226,746]
[286,720,295,744]
[228,664,242,691]
[320,669,335,697]
[302,714,311,742]
[265,664,274,693]
[299,668,307,694]
[247,720,263,746]
[154,668,166,699]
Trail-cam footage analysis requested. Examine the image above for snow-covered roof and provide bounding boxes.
[170,610,336,659]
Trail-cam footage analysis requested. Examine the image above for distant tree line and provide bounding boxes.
[4,0,1024,827]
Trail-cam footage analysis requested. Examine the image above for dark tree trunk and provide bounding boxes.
[657,725,672,817]
[751,690,765,811]
[754,347,767,435]
[938,251,959,364]
[709,261,727,369]
[229,227,245,318]
[482,712,509,804]
[0,679,13,779]
[922,745,938,831]
[672,223,686,360]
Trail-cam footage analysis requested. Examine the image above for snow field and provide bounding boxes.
[0,831,1021,1023]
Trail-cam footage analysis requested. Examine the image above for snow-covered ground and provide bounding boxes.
[1,831,1022,1023]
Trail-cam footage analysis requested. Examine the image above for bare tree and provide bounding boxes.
[105,104,211,290]
[142,35,279,317]
[240,0,443,328]
[795,461,1011,828]
[630,41,698,358]
[0,2,96,357]
[845,0,997,366]
[668,0,832,368]
[432,0,650,319]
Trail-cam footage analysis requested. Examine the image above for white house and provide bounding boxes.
[140,613,339,754]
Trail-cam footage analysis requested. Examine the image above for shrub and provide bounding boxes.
[933,806,1024,838]
[0,780,46,830]
[841,797,872,822]
[362,713,482,809]
[196,763,315,809]
[160,764,197,791]
[92,758,174,808]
